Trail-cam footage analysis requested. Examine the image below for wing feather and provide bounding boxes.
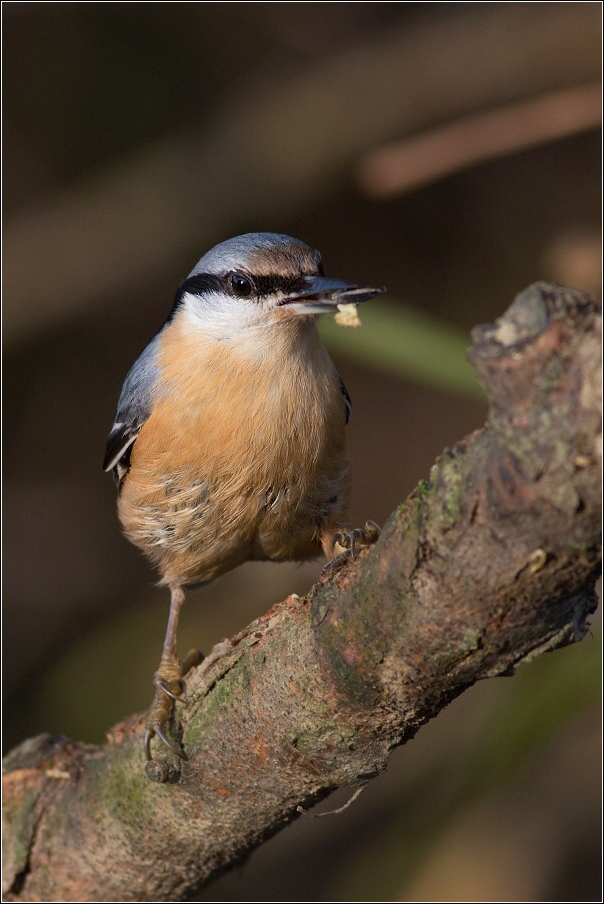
[103,332,162,485]
[103,423,140,473]
[340,378,352,425]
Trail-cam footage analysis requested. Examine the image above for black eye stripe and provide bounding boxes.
[175,273,225,302]
[166,271,314,322]
[250,274,307,297]
[166,273,225,324]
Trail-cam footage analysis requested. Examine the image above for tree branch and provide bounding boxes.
[3,283,601,903]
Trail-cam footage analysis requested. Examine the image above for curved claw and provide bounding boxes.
[329,533,340,557]
[145,674,188,763]
[328,521,382,561]
[155,678,182,701]
[144,728,153,762]
[154,723,187,760]
[329,531,351,556]
[145,722,187,762]
[364,520,381,541]
[351,528,369,558]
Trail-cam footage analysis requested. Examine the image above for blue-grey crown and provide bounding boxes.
[187,233,318,278]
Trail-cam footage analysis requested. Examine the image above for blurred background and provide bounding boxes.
[3,3,601,901]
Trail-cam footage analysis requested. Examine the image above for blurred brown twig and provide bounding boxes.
[358,83,602,198]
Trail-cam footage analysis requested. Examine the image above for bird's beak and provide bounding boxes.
[280,276,386,315]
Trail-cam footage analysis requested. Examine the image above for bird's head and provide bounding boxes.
[169,233,384,339]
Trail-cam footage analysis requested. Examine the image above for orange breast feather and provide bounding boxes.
[118,318,349,586]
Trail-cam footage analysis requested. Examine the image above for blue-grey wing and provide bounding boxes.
[103,333,162,484]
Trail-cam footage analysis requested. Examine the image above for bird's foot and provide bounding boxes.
[144,648,203,765]
[328,520,381,561]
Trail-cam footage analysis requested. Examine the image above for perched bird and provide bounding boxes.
[103,233,384,764]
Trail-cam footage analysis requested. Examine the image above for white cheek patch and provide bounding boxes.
[180,291,260,340]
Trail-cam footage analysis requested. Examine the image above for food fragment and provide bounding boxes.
[335,303,362,328]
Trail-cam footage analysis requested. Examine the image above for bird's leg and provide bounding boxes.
[323,520,381,561]
[145,585,202,762]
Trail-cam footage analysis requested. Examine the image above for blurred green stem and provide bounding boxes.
[320,299,485,399]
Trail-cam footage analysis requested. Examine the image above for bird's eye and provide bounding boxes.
[230,273,253,297]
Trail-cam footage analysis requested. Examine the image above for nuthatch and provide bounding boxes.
[103,233,384,765]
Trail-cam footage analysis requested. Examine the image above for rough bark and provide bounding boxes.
[3,283,601,903]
